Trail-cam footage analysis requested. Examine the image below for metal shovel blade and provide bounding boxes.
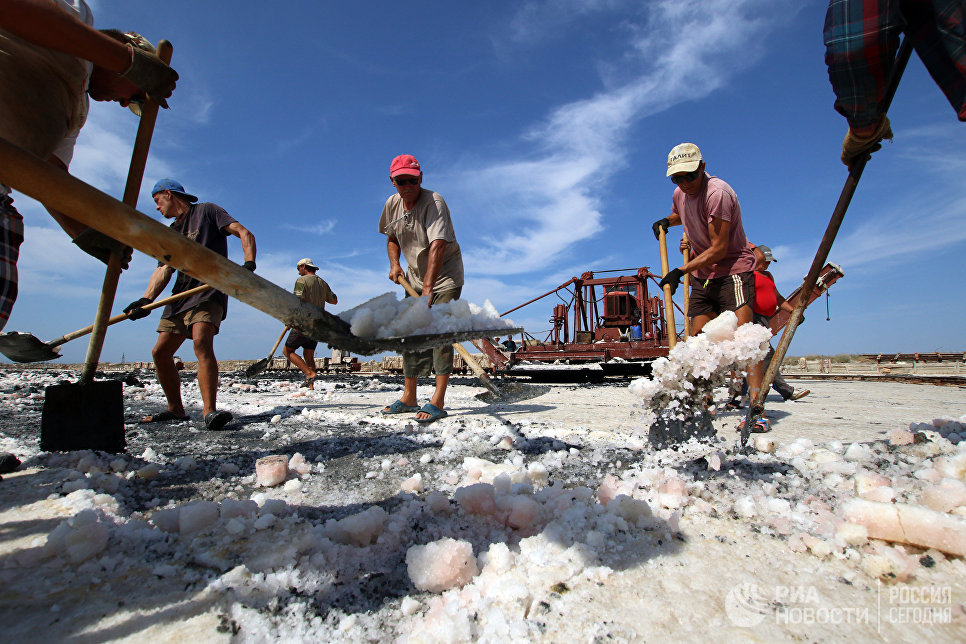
[244,358,270,379]
[41,380,125,453]
[361,327,525,355]
[0,332,62,363]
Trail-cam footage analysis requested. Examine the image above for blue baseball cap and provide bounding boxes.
[151,178,198,203]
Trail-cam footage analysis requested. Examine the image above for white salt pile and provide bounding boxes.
[628,311,772,425]
[338,292,514,339]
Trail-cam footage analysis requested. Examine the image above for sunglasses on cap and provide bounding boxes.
[392,176,419,186]
[670,168,702,185]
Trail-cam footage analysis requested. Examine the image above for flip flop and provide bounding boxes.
[381,400,420,415]
[737,417,771,433]
[204,410,234,431]
[415,403,448,424]
[139,410,190,424]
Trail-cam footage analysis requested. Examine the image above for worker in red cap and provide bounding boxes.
[378,154,464,424]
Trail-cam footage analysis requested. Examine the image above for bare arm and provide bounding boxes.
[387,236,405,283]
[142,265,175,300]
[224,222,256,265]
[421,239,447,298]
[327,290,338,305]
[679,217,730,275]
[0,0,132,73]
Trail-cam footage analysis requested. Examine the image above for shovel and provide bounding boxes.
[245,326,289,378]
[738,37,913,450]
[658,226,677,349]
[0,283,210,363]
[41,40,172,454]
[396,276,503,398]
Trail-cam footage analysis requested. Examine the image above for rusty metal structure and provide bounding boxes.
[475,263,845,381]
[476,267,674,380]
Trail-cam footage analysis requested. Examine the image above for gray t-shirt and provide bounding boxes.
[378,188,464,293]
[161,202,237,320]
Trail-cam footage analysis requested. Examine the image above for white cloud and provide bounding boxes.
[282,219,337,236]
[453,0,798,277]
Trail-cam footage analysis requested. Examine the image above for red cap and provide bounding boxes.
[390,154,421,177]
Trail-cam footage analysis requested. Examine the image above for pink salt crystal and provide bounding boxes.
[406,538,479,592]
[401,473,424,493]
[787,532,808,553]
[860,486,896,503]
[843,498,966,556]
[707,452,723,472]
[455,483,497,515]
[659,478,687,496]
[255,455,289,487]
[289,453,311,475]
[920,479,966,513]
[854,471,891,496]
[887,429,915,446]
[597,474,622,506]
[505,496,540,530]
[220,499,258,520]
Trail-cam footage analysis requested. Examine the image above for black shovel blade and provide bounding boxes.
[647,410,715,449]
[41,380,125,453]
[245,358,270,379]
[0,332,61,363]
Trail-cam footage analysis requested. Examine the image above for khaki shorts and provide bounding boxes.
[403,287,461,378]
[157,301,224,337]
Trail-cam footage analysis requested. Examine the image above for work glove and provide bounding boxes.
[841,116,892,166]
[242,260,256,272]
[72,228,132,269]
[659,268,684,295]
[651,217,670,241]
[122,46,178,109]
[123,297,152,320]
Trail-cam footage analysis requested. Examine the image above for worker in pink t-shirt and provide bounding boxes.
[652,142,767,430]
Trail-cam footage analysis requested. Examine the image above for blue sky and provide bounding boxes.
[5,0,965,364]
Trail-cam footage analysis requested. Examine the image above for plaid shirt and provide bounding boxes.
[0,194,25,331]
[824,0,966,128]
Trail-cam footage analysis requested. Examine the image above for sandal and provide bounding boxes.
[381,400,420,415]
[737,416,771,433]
[415,403,448,424]
[204,410,234,431]
[139,410,190,424]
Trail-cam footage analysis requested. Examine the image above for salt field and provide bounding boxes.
[0,367,965,642]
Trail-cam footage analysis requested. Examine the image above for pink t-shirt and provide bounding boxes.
[672,174,756,280]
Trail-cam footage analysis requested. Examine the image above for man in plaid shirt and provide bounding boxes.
[824,0,966,165]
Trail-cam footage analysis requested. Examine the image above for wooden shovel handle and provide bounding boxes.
[658,227,677,349]
[51,283,211,348]
[681,232,691,339]
[268,325,289,357]
[80,39,173,382]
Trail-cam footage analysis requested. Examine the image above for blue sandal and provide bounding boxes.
[415,403,448,424]
[382,400,420,415]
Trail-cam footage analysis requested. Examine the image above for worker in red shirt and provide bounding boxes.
[728,244,809,416]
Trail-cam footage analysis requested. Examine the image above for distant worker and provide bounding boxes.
[501,336,517,353]
[727,244,810,408]
[124,179,256,431]
[0,0,178,329]
[824,0,966,165]
[652,142,768,432]
[378,154,463,424]
[283,258,337,389]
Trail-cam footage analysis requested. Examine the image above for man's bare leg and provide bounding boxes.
[191,322,219,417]
[150,331,187,419]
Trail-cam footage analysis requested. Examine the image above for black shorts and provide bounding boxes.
[688,271,755,318]
[284,329,318,351]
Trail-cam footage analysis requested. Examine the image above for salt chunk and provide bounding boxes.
[324,506,388,547]
[179,501,219,534]
[835,522,869,546]
[270,414,282,424]
[920,479,966,513]
[254,514,276,530]
[400,596,421,616]
[151,508,180,533]
[753,436,777,453]
[109,458,128,473]
[887,429,915,446]
[401,473,425,494]
[734,496,756,518]
[406,538,479,592]
[255,455,289,487]
[419,453,433,464]
[527,462,549,487]
[455,483,497,516]
[283,479,303,492]
[854,470,891,496]
[505,496,540,530]
[141,447,157,461]
[426,491,453,514]
[861,486,896,503]
[261,498,288,516]
[843,498,966,556]
[135,463,160,480]
[175,456,198,471]
[289,452,311,475]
